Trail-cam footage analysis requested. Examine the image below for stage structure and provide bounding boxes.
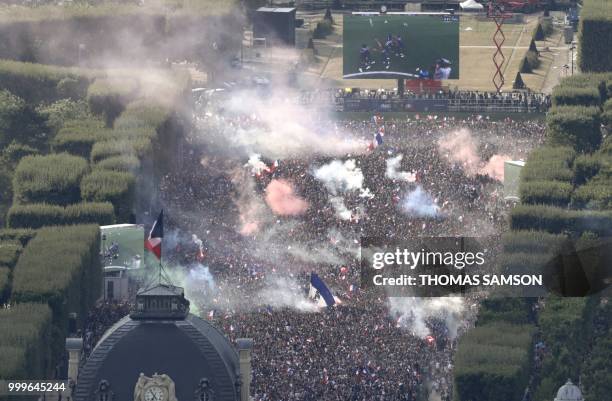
[253,7,297,46]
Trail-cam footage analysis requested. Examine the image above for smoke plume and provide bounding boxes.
[388,297,465,339]
[199,89,367,159]
[257,276,320,312]
[400,186,440,217]
[265,179,309,216]
[438,129,510,180]
[386,154,416,182]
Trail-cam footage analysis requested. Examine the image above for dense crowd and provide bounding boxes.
[152,106,547,401]
[299,88,551,112]
[82,101,547,400]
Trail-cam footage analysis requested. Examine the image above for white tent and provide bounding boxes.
[460,0,484,11]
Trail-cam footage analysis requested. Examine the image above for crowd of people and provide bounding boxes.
[298,88,551,113]
[154,102,546,400]
[81,96,547,400]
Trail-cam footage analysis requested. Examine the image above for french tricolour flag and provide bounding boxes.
[144,210,163,260]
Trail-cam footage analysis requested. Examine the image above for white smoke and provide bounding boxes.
[188,264,215,290]
[200,89,366,159]
[314,159,373,220]
[257,276,319,312]
[314,159,365,194]
[250,221,358,266]
[330,196,352,220]
[400,186,440,217]
[388,297,465,340]
[386,154,416,182]
[245,153,269,175]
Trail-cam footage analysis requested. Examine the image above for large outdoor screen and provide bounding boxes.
[343,13,460,79]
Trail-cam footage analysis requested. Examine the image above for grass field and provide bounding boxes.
[342,14,459,79]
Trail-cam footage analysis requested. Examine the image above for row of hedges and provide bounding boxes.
[547,106,602,153]
[454,322,534,401]
[509,204,612,236]
[0,228,36,246]
[7,202,114,229]
[477,298,533,326]
[0,60,94,104]
[0,242,22,269]
[12,153,89,205]
[581,302,612,401]
[502,230,567,254]
[519,180,573,206]
[81,171,135,221]
[533,297,594,401]
[578,0,612,73]
[86,77,139,126]
[520,146,575,182]
[0,303,53,379]
[0,266,9,303]
[0,88,48,150]
[518,18,553,75]
[551,86,601,107]
[572,167,612,209]
[11,225,102,362]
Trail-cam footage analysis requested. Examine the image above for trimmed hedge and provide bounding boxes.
[578,0,612,73]
[313,19,333,39]
[534,297,591,401]
[477,299,533,326]
[547,106,602,153]
[521,146,575,182]
[454,323,534,401]
[52,120,111,157]
[87,77,138,126]
[0,266,10,303]
[90,137,152,163]
[572,180,612,209]
[519,180,573,206]
[11,226,101,344]
[573,153,604,185]
[37,99,96,135]
[0,303,53,379]
[1,142,39,167]
[0,229,36,247]
[81,171,135,221]
[502,230,567,254]
[581,321,612,401]
[114,100,171,131]
[13,153,88,205]
[0,60,93,104]
[0,89,27,147]
[509,204,612,236]
[95,154,141,172]
[7,202,115,229]
[551,86,601,107]
[0,242,22,269]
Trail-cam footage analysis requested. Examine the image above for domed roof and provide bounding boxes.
[73,285,240,401]
[555,379,584,401]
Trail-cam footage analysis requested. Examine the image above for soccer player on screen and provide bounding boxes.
[394,35,406,58]
[359,44,373,72]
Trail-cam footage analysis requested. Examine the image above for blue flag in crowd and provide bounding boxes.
[375,132,384,146]
[310,273,336,307]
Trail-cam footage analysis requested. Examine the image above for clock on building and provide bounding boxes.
[134,373,177,401]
